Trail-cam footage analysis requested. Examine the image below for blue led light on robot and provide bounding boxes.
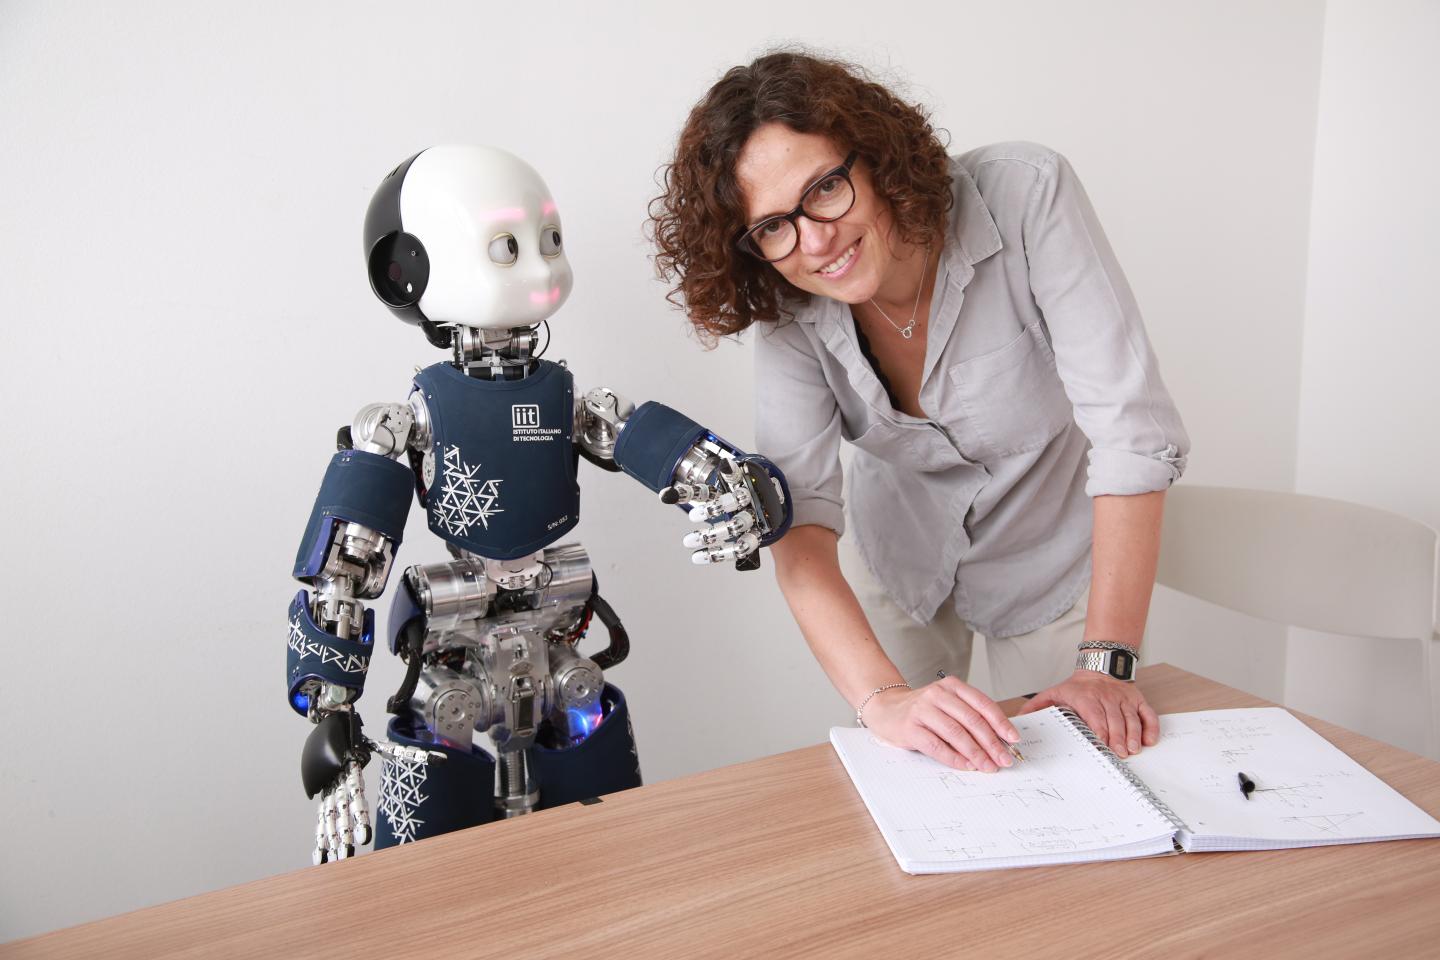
[293,692,311,713]
[567,702,604,742]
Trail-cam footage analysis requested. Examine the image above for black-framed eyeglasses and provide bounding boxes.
[735,151,858,262]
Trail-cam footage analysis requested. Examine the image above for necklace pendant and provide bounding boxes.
[900,326,914,340]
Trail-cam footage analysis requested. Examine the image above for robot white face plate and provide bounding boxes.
[402,145,574,331]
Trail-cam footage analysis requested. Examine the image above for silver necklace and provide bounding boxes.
[868,248,930,340]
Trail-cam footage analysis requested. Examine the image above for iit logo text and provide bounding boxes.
[512,404,541,428]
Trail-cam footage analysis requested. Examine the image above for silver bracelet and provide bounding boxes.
[1077,640,1141,656]
[855,682,910,728]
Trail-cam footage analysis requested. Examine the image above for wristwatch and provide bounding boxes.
[1075,646,1138,682]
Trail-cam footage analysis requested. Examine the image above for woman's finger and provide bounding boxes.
[923,709,998,772]
[910,725,972,771]
[950,682,1021,743]
[934,695,1011,769]
[1139,698,1162,746]
[1075,700,1109,750]
[1101,699,1127,757]
[1121,701,1143,755]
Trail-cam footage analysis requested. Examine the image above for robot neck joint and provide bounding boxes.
[450,325,541,380]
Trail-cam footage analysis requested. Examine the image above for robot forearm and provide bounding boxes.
[578,389,792,563]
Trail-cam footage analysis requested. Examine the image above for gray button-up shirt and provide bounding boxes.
[753,142,1189,638]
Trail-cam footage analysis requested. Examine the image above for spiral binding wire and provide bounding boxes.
[1055,707,1189,835]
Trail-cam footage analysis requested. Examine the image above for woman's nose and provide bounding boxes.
[796,216,836,257]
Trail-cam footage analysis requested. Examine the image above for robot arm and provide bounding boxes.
[288,399,423,862]
[577,387,792,567]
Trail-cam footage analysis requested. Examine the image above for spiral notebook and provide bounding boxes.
[830,706,1440,873]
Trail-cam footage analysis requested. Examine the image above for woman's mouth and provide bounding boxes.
[817,238,861,279]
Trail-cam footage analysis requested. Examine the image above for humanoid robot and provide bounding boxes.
[288,145,791,864]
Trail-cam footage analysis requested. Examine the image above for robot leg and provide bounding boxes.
[532,683,643,809]
[374,712,498,848]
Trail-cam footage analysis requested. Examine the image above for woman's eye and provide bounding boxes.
[815,176,841,195]
[759,220,784,236]
[539,226,563,258]
[488,234,519,265]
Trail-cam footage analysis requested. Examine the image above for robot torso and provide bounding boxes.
[411,359,578,560]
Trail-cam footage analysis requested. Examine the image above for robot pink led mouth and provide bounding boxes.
[529,287,562,305]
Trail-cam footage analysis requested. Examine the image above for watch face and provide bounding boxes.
[1108,651,1135,680]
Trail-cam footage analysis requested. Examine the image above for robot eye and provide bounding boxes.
[540,225,563,259]
[489,233,520,266]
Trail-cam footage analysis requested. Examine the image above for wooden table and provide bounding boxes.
[6,664,1440,959]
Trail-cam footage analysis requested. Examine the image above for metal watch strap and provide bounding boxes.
[1075,648,1138,682]
[1077,640,1140,657]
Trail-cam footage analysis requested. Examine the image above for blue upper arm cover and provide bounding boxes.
[293,449,414,580]
[612,402,705,493]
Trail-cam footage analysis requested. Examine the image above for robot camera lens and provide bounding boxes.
[387,262,403,282]
[489,234,519,265]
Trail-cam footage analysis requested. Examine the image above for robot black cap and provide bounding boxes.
[364,149,434,329]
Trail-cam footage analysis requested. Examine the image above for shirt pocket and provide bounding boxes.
[947,324,1074,458]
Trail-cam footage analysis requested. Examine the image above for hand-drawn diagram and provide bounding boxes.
[1251,783,1326,808]
[1280,813,1363,835]
[1008,822,1131,853]
[931,774,1066,809]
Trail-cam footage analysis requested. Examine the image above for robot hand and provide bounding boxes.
[663,456,788,568]
[302,707,447,863]
[301,708,373,864]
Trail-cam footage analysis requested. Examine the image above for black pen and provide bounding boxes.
[1237,771,1256,800]
[937,670,1024,763]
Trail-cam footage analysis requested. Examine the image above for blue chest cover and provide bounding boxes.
[411,360,578,560]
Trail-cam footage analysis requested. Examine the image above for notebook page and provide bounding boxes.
[1124,708,1440,851]
[830,707,1176,872]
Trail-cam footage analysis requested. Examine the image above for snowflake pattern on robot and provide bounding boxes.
[431,444,503,536]
[287,613,370,676]
[376,752,429,844]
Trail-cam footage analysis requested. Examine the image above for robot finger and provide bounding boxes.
[687,487,751,523]
[322,789,343,862]
[373,741,448,766]
[689,533,761,565]
[313,801,330,865]
[347,762,372,847]
[660,482,718,506]
[334,781,355,857]
[681,511,754,549]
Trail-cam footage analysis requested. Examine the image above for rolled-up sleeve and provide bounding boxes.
[753,319,847,536]
[1022,150,1190,497]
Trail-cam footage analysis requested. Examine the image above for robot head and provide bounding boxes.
[364,145,574,341]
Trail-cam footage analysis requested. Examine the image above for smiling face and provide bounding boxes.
[734,123,902,305]
[402,145,574,330]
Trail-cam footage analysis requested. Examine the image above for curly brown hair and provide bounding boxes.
[648,50,954,342]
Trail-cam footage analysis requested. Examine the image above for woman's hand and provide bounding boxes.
[862,678,1021,772]
[1017,671,1159,758]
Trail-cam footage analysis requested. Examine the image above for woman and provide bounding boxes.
[649,51,1189,772]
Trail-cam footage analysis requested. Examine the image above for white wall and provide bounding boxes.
[0,0,1330,941]
[1286,0,1440,756]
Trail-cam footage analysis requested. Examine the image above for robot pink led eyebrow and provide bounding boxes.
[287,143,793,863]
[474,206,529,221]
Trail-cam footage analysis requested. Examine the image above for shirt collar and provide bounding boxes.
[795,157,1002,328]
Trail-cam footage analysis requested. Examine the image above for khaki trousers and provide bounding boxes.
[838,538,1088,700]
